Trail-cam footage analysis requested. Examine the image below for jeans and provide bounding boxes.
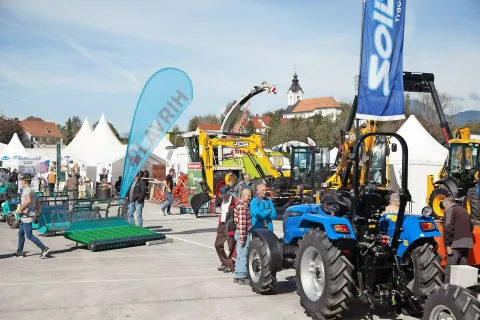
[234,229,250,279]
[128,202,144,227]
[161,192,173,213]
[18,222,46,252]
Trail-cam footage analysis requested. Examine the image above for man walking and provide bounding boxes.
[233,188,252,284]
[443,197,474,283]
[127,172,146,227]
[215,185,237,273]
[14,174,51,258]
[250,183,276,231]
[161,168,175,215]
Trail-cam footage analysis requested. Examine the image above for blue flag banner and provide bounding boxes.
[120,68,193,198]
[357,0,406,120]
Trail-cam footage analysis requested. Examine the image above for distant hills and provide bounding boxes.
[447,110,480,126]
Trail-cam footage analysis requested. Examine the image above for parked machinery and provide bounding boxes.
[247,132,444,319]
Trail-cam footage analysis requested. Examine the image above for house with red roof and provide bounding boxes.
[20,117,63,148]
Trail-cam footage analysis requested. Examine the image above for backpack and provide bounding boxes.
[225,197,238,232]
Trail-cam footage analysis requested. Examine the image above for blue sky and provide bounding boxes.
[0,0,479,133]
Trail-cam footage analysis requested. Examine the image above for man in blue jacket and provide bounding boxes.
[250,183,276,231]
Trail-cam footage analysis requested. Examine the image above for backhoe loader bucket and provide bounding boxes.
[190,192,212,218]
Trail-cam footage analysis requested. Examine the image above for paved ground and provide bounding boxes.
[0,203,419,320]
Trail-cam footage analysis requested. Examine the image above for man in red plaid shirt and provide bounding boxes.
[233,188,252,284]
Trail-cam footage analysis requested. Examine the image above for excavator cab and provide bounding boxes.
[289,146,330,191]
[448,142,479,194]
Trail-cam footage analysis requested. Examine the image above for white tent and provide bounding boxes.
[329,147,338,165]
[152,136,174,160]
[272,140,309,152]
[0,133,28,159]
[63,117,93,160]
[83,114,125,165]
[0,142,6,156]
[389,115,448,213]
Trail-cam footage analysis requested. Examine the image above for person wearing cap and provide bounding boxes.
[382,192,408,214]
[215,185,238,273]
[14,174,51,258]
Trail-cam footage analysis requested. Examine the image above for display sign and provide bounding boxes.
[18,158,40,191]
[187,162,203,205]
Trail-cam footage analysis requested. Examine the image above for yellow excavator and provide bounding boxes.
[409,72,480,219]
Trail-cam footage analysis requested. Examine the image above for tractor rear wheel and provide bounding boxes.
[422,284,480,320]
[247,235,277,294]
[404,242,444,300]
[295,228,354,320]
[429,186,453,220]
[466,187,480,220]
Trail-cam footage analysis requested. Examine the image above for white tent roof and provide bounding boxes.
[329,147,338,163]
[83,114,125,165]
[390,115,448,165]
[0,133,28,159]
[63,117,93,159]
[152,136,174,160]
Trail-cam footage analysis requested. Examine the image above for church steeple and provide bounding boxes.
[287,69,303,106]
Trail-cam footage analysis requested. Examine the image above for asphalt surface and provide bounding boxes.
[0,202,420,320]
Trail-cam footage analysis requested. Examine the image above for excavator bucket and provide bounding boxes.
[190,192,212,218]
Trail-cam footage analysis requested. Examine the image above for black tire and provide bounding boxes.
[404,243,444,299]
[422,284,480,320]
[467,187,480,220]
[247,235,277,294]
[429,186,453,220]
[295,228,354,320]
[0,214,6,222]
[213,171,227,206]
[7,212,19,229]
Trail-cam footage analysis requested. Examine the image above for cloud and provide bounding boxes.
[451,96,465,101]
[470,93,480,101]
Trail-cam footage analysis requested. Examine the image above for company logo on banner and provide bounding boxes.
[120,68,194,198]
[357,0,406,120]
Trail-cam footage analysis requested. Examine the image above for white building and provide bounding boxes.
[282,73,343,120]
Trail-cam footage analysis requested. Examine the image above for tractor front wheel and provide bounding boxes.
[295,228,354,320]
[428,186,453,220]
[247,235,277,294]
[422,284,480,320]
[466,187,480,220]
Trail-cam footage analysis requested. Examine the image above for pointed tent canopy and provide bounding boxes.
[152,136,174,160]
[0,142,6,156]
[83,114,125,165]
[0,133,28,160]
[63,117,93,159]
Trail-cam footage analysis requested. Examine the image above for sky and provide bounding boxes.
[0,0,479,134]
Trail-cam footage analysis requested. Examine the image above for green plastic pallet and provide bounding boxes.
[64,217,165,251]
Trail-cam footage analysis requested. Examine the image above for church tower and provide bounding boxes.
[287,71,303,106]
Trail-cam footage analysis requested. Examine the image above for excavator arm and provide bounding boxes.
[220,81,277,132]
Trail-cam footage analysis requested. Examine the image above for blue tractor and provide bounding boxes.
[247,132,445,318]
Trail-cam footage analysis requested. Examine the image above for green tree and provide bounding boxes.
[187,114,220,131]
[0,117,25,145]
[70,116,82,134]
[245,119,255,134]
[65,118,74,145]
[168,124,184,146]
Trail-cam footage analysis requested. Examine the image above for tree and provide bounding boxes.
[0,117,25,145]
[245,119,255,134]
[187,114,220,131]
[168,124,184,147]
[70,116,82,134]
[64,118,74,145]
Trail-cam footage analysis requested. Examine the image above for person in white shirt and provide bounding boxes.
[214,185,238,273]
[382,192,408,214]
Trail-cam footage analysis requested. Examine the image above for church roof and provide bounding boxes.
[292,96,342,113]
[288,73,303,94]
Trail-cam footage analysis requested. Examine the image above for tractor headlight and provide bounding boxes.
[421,206,433,217]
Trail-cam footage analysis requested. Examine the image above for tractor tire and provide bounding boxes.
[405,243,444,300]
[295,228,354,320]
[247,235,277,294]
[422,284,480,320]
[7,212,19,229]
[429,186,453,220]
[213,171,227,206]
[467,187,480,220]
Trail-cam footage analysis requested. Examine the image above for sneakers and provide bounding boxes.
[13,251,24,257]
[238,278,249,285]
[233,278,239,283]
[218,265,227,271]
[223,266,233,273]
[40,247,51,259]
[161,208,167,216]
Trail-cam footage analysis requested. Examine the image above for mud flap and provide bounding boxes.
[190,193,212,218]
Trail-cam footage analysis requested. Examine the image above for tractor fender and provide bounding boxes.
[380,214,441,258]
[250,228,283,273]
[435,177,458,196]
